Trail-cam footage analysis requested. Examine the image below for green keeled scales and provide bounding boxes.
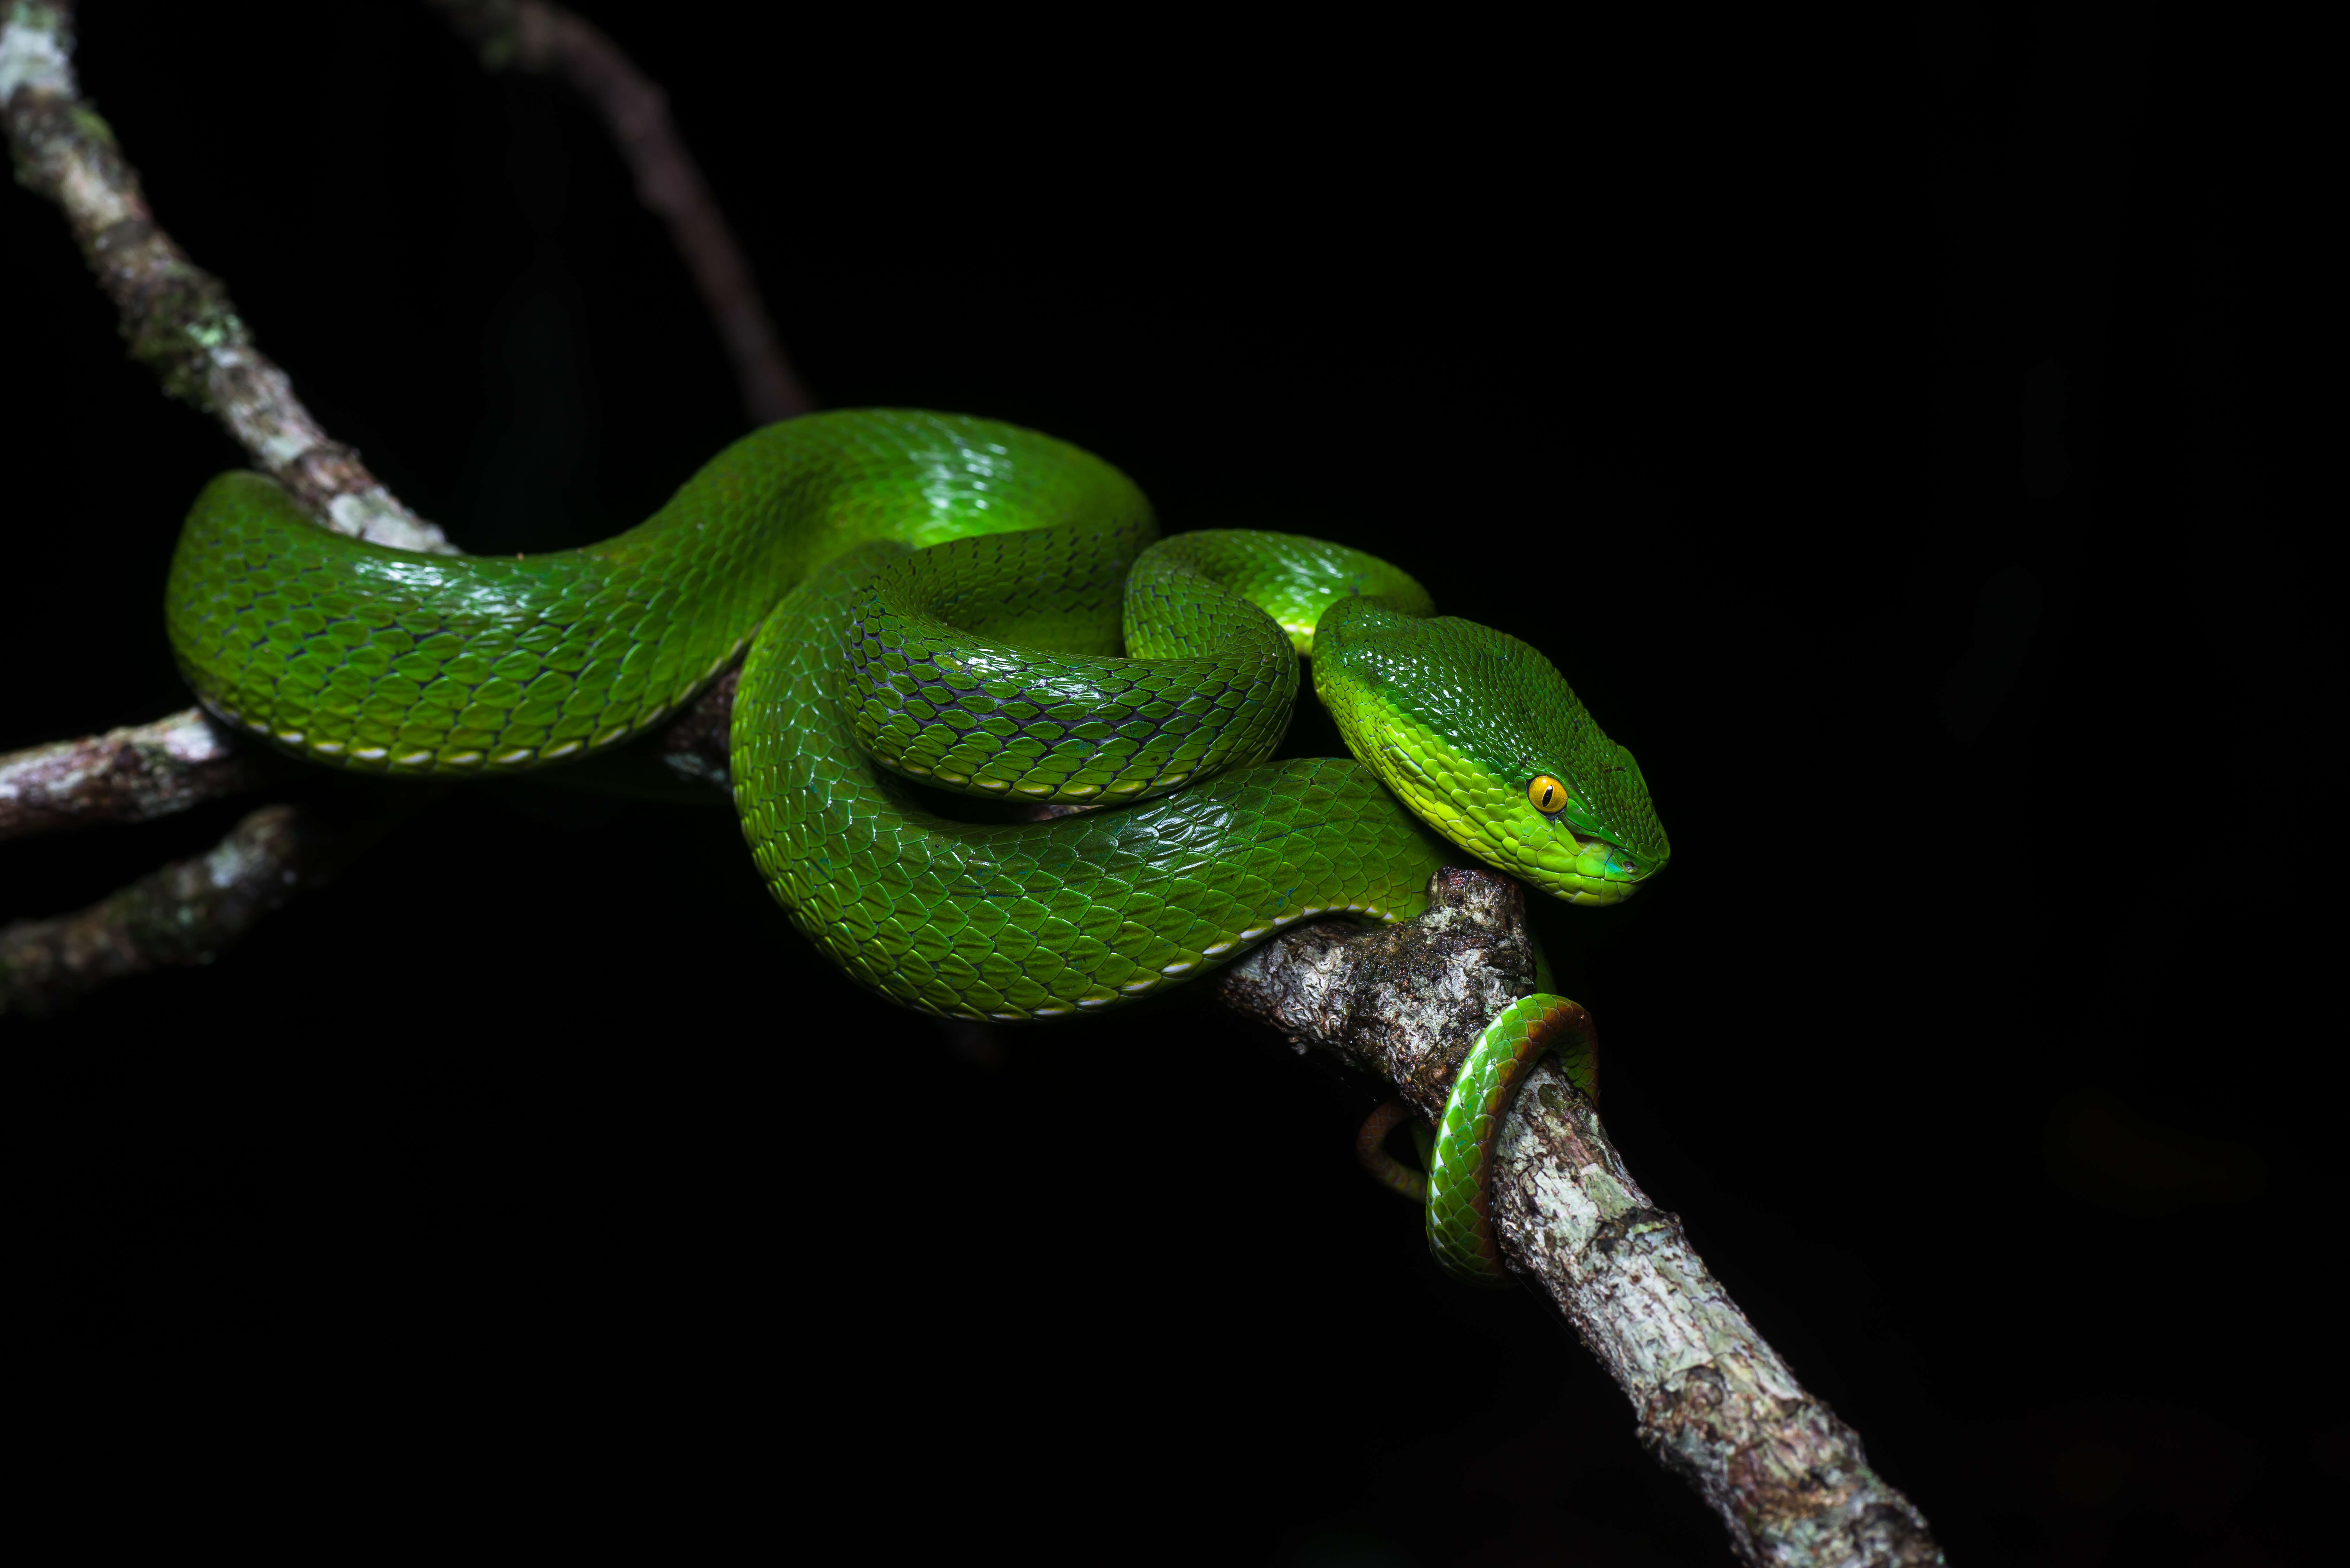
[164,410,1670,1283]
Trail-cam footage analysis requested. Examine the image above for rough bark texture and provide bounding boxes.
[0,707,285,840]
[430,0,813,425]
[1216,865,1542,1119]
[0,0,451,551]
[2,803,326,1015]
[1213,870,1948,1568]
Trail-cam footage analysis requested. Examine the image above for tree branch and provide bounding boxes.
[0,707,287,841]
[428,0,813,425]
[1212,868,1947,1568]
[0,801,395,1016]
[1,1,452,551]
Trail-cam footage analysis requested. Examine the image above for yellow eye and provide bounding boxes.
[1528,775,1567,814]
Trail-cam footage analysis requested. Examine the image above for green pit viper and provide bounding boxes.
[164,409,1669,1284]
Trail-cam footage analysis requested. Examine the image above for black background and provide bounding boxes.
[3,4,2331,1563]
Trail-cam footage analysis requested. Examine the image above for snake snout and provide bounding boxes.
[1605,841,1661,884]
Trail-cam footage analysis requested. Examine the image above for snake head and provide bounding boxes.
[1312,598,1670,907]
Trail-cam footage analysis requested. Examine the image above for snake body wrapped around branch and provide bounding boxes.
[163,409,1670,1281]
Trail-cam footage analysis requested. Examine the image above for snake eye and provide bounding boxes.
[1528,775,1567,814]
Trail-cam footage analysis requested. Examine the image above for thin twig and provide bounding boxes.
[429,0,814,425]
[1,1,452,551]
[0,802,391,1016]
[1211,869,1948,1568]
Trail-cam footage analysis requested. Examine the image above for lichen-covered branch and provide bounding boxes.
[0,0,451,551]
[0,707,287,840]
[429,0,812,425]
[1211,869,1947,1568]
[0,802,383,1016]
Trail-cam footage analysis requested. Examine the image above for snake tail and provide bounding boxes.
[1355,1099,1429,1203]
[1424,994,1600,1285]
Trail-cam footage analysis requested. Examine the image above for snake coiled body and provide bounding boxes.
[165,410,1669,1281]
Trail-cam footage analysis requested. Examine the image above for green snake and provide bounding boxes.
[163,410,1670,1283]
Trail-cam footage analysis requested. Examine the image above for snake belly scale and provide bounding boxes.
[164,409,1671,1282]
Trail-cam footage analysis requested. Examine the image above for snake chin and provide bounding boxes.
[1520,818,1659,909]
